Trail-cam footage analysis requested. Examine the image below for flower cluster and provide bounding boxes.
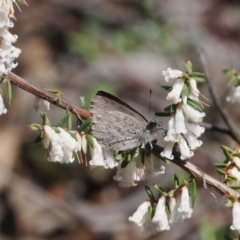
[42,125,81,163]
[129,186,193,235]
[216,145,240,188]
[0,0,21,76]
[89,140,165,187]
[161,66,205,160]
[113,152,165,187]
[226,86,240,103]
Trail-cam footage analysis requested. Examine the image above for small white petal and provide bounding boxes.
[166,78,185,104]
[164,117,178,142]
[152,197,170,231]
[175,108,187,134]
[178,135,193,160]
[182,104,205,122]
[129,201,150,226]
[89,138,105,167]
[231,201,240,231]
[162,68,183,82]
[178,186,193,219]
[113,160,138,187]
[161,142,175,160]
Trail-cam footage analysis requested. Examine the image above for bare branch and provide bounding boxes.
[7,72,91,120]
[198,50,240,144]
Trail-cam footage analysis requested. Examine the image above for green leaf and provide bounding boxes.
[214,163,228,168]
[86,134,94,148]
[164,104,176,113]
[190,72,204,77]
[194,77,205,83]
[217,169,226,176]
[114,153,123,161]
[223,68,233,76]
[230,185,240,190]
[45,89,62,96]
[233,152,240,158]
[148,205,154,219]
[223,235,233,240]
[6,80,12,105]
[153,184,164,195]
[121,154,132,168]
[29,124,42,131]
[67,111,72,130]
[40,113,51,126]
[34,134,43,144]
[155,112,171,117]
[220,145,232,160]
[184,61,192,74]
[227,76,237,87]
[225,200,233,207]
[144,185,155,201]
[174,175,180,188]
[56,112,71,128]
[187,98,202,111]
[77,118,92,132]
[189,179,197,206]
[161,86,172,92]
[181,84,189,97]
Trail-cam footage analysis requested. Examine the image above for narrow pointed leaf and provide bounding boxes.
[6,80,12,105]
[41,113,51,126]
[190,72,204,77]
[233,153,240,158]
[194,77,205,83]
[56,112,71,128]
[184,61,192,74]
[189,179,197,206]
[214,163,228,168]
[67,111,72,130]
[230,185,240,190]
[217,169,225,176]
[153,184,164,195]
[174,175,180,188]
[86,134,94,148]
[223,235,232,240]
[164,104,176,113]
[155,112,171,117]
[77,118,92,132]
[220,145,232,160]
[45,89,62,96]
[161,86,172,91]
[34,134,43,144]
[29,124,42,131]
[144,185,155,201]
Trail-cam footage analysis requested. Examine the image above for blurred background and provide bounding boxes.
[0,0,240,239]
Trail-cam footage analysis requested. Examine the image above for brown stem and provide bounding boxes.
[152,144,238,198]
[7,72,91,120]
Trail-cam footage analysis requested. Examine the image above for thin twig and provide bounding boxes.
[200,122,233,136]
[198,50,240,144]
[7,72,91,120]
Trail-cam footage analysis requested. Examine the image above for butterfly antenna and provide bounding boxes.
[149,89,152,115]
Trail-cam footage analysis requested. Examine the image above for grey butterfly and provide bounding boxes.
[90,91,161,152]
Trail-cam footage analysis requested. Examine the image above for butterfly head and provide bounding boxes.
[146,120,163,134]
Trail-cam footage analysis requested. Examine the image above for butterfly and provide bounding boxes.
[90,91,161,152]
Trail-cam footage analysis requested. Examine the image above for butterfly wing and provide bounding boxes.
[90,91,148,151]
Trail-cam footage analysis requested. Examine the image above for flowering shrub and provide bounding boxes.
[1,1,240,239]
